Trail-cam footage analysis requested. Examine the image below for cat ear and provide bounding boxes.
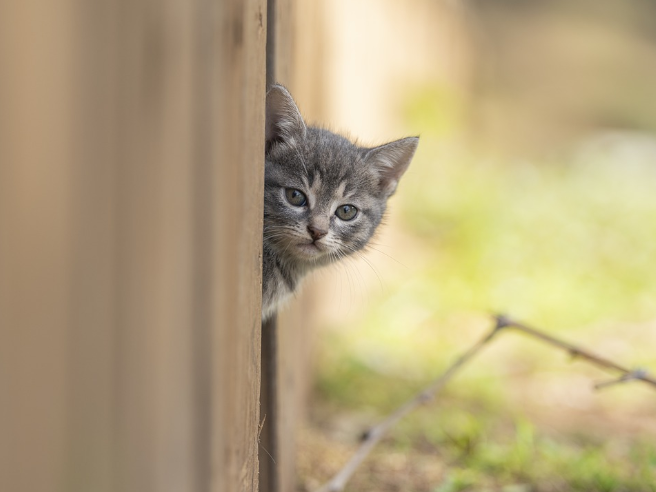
[363,137,419,196]
[265,84,307,153]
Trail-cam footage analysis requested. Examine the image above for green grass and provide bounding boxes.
[398,150,656,329]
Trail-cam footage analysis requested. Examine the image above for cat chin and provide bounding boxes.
[294,242,328,261]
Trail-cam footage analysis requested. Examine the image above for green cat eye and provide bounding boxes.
[335,204,358,221]
[285,188,307,206]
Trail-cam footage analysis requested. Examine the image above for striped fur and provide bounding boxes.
[262,85,418,320]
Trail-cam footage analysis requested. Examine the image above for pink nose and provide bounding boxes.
[307,225,328,241]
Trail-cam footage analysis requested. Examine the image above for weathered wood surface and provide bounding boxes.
[0,1,266,491]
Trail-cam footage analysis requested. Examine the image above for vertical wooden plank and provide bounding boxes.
[110,0,267,490]
[260,318,279,492]
[0,2,76,491]
[64,3,119,491]
[260,1,280,490]
[211,0,267,491]
[0,1,266,492]
[111,1,199,491]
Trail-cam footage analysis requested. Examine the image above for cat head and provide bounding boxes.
[264,84,418,268]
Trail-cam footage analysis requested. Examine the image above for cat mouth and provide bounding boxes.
[296,241,325,258]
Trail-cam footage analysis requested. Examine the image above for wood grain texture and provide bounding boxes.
[211,1,266,491]
[0,0,266,491]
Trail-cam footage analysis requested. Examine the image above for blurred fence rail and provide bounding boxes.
[0,1,266,491]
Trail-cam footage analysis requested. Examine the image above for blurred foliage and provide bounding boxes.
[302,2,656,488]
[303,85,656,490]
[399,138,656,329]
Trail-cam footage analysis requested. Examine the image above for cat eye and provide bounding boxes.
[285,188,307,207]
[335,204,358,221]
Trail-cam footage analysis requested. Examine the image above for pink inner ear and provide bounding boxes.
[363,137,419,196]
[379,176,399,196]
[265,86,307,147]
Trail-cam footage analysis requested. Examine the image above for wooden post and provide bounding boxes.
[0,1,266,491]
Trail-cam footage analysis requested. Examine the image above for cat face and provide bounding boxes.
[264,85,418,270]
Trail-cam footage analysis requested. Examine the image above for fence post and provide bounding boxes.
[0,1,266,491]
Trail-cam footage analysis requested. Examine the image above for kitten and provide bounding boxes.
[262,85,418,321]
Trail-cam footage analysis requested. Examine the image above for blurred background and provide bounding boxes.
[3,1,656,491]
[284,1,656,490]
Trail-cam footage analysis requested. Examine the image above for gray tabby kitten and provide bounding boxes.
[262,85,418,321]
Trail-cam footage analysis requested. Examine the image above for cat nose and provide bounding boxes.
[307,225,328,241]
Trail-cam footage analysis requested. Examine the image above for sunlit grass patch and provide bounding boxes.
[398,150,656,329]
[303,387,656,491]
